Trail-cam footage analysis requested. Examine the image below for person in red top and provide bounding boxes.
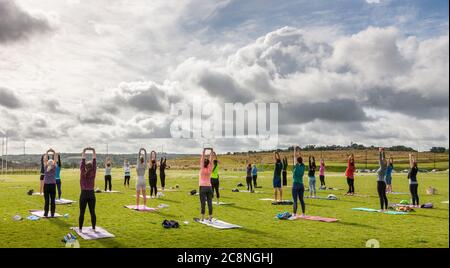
[79,147,97,233]
[345,153,356,196]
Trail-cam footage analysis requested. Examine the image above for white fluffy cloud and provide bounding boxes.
[0,1,448,153]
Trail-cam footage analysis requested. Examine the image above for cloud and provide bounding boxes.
[0,0,53,44]
[77,114,116,126]
[0,87,22,108]
[366,0,381,4]
[43,99,71,114]
[280,99,370,125]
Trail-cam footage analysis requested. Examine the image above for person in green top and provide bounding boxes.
[292,146,306,217]
[210,156,220,205]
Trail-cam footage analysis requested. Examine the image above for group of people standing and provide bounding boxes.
[37,147,169,233]
[134,149,168,210]
[272,150,327,205]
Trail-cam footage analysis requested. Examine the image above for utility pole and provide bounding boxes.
[5,135,8,175]
[23,140,26,174]
[365,150,368,169]
[1,137,4,175]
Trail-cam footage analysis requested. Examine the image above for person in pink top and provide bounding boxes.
[198,148,215,222]
[345,154,356,195]
[319,158,326,190]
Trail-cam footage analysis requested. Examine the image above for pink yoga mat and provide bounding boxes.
[289,215,338,222]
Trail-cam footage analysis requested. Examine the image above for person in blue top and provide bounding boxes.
[386,157,394,194]
[55,154,62,200]
[251,164,258,188]
[273,151,283,202]
[292,146,305,217]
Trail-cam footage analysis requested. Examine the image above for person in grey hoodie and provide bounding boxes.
[376,148,388,211]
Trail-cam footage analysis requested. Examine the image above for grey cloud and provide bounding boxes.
[78,115,116,126]
[364,87,449,119]
[0,87,22,108]
[113,84,169,113]
[197,70,253,102]
[0,0,53,44]
[280,99,370,125]
[44,99,70,114]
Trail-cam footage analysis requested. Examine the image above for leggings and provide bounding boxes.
[282,171,287,186]
[377,181,388,210]
[319,175,325,187]
[56,180,62,199]
[79,190,96,230]
[104,175,112,191]
[43,184,56,217]
[149,179,157,196]
[124,176,130,186]
[347,178,355,194]
[292,183,305,215]
[199,186,213,216]
[211,178,220,198]
[160,174,166,188]
[308,176,316,196]
[246,176,253,191]
[252,175,257,187]
[409,184,419,206]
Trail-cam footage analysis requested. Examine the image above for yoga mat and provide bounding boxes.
[194,218,242,229]
[384,211,409,215]
[124,205,158,212]
[32,193,44,196]
[272,201,294,205]
[29,210,62,218]
[288,215,339,222]
[305,196,338,200]
[158,188,179,192]
[352,208,379,212]
[133,195,152,199]
[352,208,409,215]
[98,190,121,194]
[260,198,292,202]
[237,190,263,193]
[389,192,409,195]
[70,227,115,240]
[213,202,234,206]
[56,199,76,205]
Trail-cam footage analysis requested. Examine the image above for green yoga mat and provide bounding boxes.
[352,208,408,215]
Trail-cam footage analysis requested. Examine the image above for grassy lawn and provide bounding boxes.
[0,169,448,248]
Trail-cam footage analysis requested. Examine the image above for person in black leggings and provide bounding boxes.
[160,157,167,191]
[148,151,158,198]
[79,147,97,232]
[210,158,220,204]
[376,148,388,211]
[408,154,420,207]
[246,164,253,192]
[282,156,288,186]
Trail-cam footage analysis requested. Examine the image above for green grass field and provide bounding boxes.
[0,169,448,248]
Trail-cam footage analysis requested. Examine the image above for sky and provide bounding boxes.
[0,0,449,154]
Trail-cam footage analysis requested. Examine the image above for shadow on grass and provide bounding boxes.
[410,213,449,221]
[155,211,181,218]
[225,204,262,212]
[335,221,379,229]
[236,227,270,236]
